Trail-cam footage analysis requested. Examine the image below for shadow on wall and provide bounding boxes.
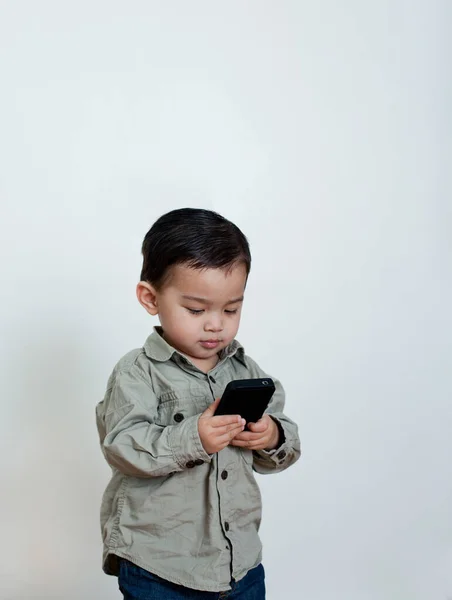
[2,318,110,599]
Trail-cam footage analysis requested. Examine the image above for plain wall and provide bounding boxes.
[0,2,451,599]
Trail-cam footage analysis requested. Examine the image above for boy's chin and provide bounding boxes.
[194,347,221,357]
[187,347,222,361]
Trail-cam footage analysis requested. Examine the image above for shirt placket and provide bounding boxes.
[207,370,236,580]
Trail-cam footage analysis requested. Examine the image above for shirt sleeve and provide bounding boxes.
[244,357,301,474]
[96,366,212,478]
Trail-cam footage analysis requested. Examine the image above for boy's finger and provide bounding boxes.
[219,423,246,439]
[201,397,221,417]
[230,438,264,448]
[225,421,246,433]
[211,415,245,428]
[248,420,268,433]
[232,431,263,442]
[220,426,247,444]
[212,422,244,438]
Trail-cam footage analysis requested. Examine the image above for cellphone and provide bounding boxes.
[214,378,275,426]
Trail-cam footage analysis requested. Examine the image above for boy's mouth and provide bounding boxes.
[200,340,222,349]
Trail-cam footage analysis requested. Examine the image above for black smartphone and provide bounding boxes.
[214,378,275,426]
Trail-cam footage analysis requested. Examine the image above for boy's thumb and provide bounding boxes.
[203,397,220,417]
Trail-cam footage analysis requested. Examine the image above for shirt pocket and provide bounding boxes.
[155,392,203,427]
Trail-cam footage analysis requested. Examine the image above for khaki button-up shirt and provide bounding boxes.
[96,327,301,592]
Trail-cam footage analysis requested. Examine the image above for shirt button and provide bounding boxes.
[186,461,195,468]
[209,376,216,384]
[174,413,184,423]
[276,450,286,460]
[221,470,228,480]
[194,459,204,466]
[224,522,230,532]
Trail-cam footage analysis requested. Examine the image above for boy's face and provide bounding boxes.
[137,263,247,372]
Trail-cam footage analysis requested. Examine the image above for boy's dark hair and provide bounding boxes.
[140,208,251,288]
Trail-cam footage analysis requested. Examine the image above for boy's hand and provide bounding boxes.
[198,398,246,455]
[230,414,280,451]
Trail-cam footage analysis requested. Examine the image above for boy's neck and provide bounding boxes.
[188,353,220,374]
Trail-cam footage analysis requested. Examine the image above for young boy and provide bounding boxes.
[96,208,301,599]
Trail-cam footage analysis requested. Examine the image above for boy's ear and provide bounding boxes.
[136,281,159,315]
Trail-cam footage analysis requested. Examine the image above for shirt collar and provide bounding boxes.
[143,326,246,366]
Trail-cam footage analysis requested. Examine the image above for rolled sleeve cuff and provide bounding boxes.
[255,417,294,466]
[255,442,292,466]
[169,415,213,469]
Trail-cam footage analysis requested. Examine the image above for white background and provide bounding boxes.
[1,2,451,599]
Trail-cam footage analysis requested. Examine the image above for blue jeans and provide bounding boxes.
[118,559,266,599]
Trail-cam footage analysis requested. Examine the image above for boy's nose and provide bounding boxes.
[204,316,224,332]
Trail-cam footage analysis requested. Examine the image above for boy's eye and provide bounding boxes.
[225,309,238,315]
[186,308,204,315]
